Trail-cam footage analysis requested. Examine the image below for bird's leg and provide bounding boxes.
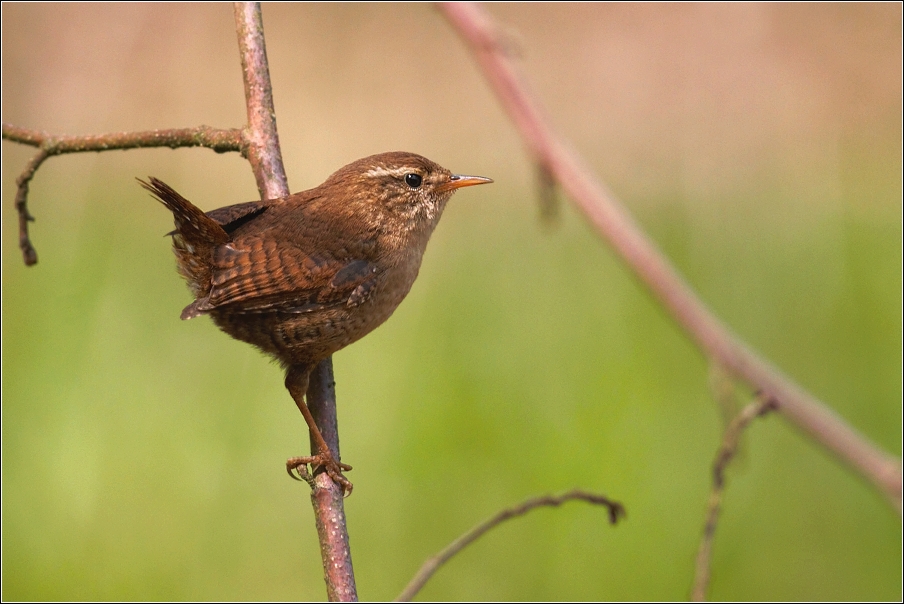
[284,364,353,494]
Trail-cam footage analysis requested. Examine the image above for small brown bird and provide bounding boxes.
[140,152,492,494]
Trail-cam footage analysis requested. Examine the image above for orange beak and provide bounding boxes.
[437,173,493,193]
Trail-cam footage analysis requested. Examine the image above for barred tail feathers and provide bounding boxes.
[138,177,229,246]
[139,177,227,305]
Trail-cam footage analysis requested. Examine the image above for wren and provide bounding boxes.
[140,152,492,493]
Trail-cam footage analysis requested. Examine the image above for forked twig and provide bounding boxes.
[438,1,902,511]
[2,123,245,265]
[691,394,776,601]
[396,490,625,602]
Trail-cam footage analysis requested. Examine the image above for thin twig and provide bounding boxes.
[691,394,776,601]
[438,1,902,511]
[13,148,48,266]
[2,123,245,153]
[232,3,356,601]
[2,124,245,265]
[396,490,625,602]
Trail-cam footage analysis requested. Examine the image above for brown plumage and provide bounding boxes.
[140,152,492,493]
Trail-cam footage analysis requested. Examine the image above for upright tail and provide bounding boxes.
[139,177,229,302]
[138,177,229,247]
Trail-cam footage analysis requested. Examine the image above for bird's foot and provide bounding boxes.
[286,452,353,495]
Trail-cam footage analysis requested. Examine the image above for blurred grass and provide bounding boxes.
[2,3,901,601]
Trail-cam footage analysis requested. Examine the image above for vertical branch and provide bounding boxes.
[308,363,358,602]
[234,1,289,199]
[232,3,357,601]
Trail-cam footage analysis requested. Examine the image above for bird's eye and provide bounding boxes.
[405,173,422,188]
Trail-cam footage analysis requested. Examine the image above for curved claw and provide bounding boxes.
[326,464,354,497]
[285,454,353,495]
[286,456,315,486]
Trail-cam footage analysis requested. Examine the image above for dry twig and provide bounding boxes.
[396,490,625,602]
[691,394,776,601]
[2,124,244,265]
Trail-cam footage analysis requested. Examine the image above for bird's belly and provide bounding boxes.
[209,260,419,367]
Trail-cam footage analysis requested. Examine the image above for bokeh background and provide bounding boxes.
[2,3,900,601]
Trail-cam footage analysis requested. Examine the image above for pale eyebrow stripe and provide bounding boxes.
[363,166,416,179]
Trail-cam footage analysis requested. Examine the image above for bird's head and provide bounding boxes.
[323,151,492,233]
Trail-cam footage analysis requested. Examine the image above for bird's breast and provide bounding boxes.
[360,248,423,322]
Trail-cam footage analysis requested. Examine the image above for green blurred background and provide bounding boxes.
[2,3,900,601]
